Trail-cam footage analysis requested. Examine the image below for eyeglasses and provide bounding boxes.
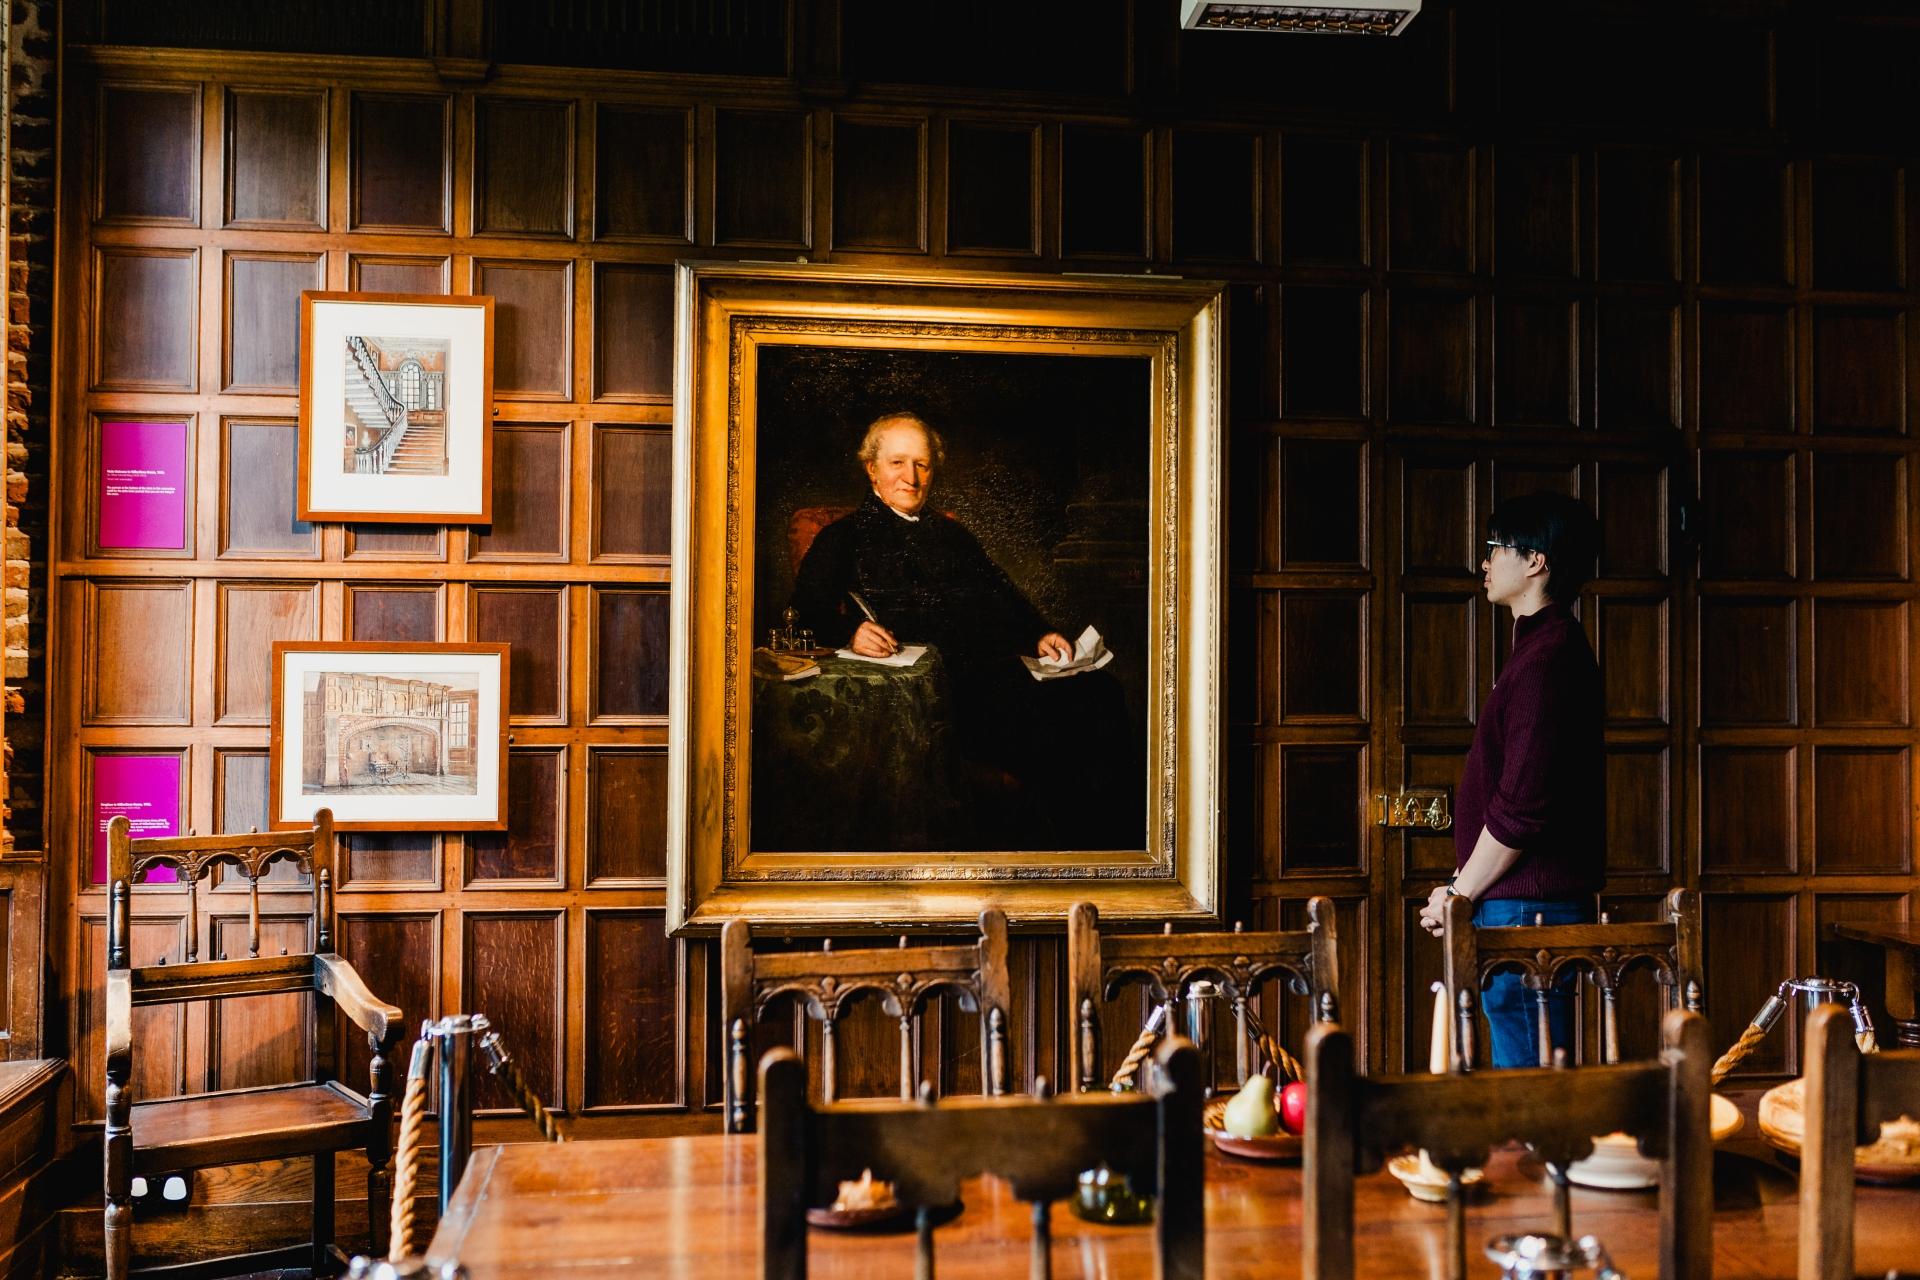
[1484,539,1541,557]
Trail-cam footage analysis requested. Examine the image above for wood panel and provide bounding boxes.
[587,749,668,886]
[220,419,317,558]
[1813,748,1911,874]
[471,423,569,560]
[1282,286,1367,418]
[467,749,565,886]
[336,912,438,1097]
[714,109,809,246]
[1595,147,1677,282]
[1813,453,1907,580]
[945,121,1035,254]
[1494,144,1575,278]
[350,91,450,231]
[591,589,669,721]
[591,266,673,402]
[1060,126,1146,258]
[1812,309,1904,435]
[464,913,563,1112]
[92,248,198,391]
[474,97,574,237]
[471,586,567,722]
[84,581,193,725]
[97,82,199,224]
[475,261,573,399]
[831,116,924,251]
[583,912,681,1110]
[223,87,325,229]
[1282,134,1366,267]
[214,581,319,725]
[1388,291,1473,422]
[594,105,692,242]
[345,584,441,643]
[1389,141,1472,273]
[223,252,322,393]
[1172,129,1258,262]
[591,425,672,560]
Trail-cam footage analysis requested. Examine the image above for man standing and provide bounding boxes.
[1417,493,1604,1068]
[788,411,1140,849]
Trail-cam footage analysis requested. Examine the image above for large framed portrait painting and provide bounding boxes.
[668,264,1226,931]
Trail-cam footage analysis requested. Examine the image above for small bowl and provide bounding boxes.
[1386,1152,1484,1203]
[1565,1093,1746,1190]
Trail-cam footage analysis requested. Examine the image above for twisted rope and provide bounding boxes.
[387,1040,433,1261]
[1710,1022,1772,1088]
[483,1039,568,1142]
[1108,1025,1161,1091]
[1262,1034,1303,1084]
[1712,1019,1882,1088]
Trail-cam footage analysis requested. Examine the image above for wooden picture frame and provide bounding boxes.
[296,291,494,523]
[667,262,1227,933]
[268,641,510,832]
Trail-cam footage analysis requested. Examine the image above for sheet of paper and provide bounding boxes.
[1022,625,1114,681]
[834,643,928,668]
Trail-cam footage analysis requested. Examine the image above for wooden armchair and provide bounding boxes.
[1799,1003,1920,1280]
[1067,898,1339,1092]
[759,1037,1205,1280]
[720,908,1013,1133]
[104,810,403,1280]
[1440,888,1703,1069]
[1302,1008,1714,1280]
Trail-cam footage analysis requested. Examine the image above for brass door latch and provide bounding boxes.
[1373,790,1452,830]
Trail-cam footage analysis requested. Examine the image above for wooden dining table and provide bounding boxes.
[426,1094,1919,1278]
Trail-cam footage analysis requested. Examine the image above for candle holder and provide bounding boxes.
[1070,1162,1154,1225]
[1483,1233,1624,1280]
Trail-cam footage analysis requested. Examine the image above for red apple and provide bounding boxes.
[1279,1081,1308,1135]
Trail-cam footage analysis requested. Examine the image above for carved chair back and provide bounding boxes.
[107,811,346,1083]
[1798,1003,1920,1280]
[721,908,1013,1133]
[759,1037,1205,1280]
[1067,897,1340,1093]
[1302,1009,1714,1280]
[1440,888,1704,1070]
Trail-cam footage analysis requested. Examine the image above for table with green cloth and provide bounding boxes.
[751,646,974,852]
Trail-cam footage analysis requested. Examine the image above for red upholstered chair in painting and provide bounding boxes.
[1797,1003,1920,1280]
[1066,898,1341,1093]
[720,910,1014,1133]
[1302,1009,1715,1280]
[787,505,855,574]
[759,1037,1206,1280]
[103,810,403,1280]
[1440,888,1704,1069]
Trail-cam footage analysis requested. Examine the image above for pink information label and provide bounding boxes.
[92,754,181,885]
[97,420,187,550]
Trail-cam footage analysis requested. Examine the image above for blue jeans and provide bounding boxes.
[1474,897,1594,1068]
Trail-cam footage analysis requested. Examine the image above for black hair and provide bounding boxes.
[1488,492,1599,603]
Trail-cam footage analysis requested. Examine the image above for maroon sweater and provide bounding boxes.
[1454,602,1605,900]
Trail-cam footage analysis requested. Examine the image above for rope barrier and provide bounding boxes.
[1108,1024,1160,1091]
[388,1034,434,1262]
[479,1028,568,1143]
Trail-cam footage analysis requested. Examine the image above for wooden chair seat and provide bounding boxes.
[130,1081,376,1173]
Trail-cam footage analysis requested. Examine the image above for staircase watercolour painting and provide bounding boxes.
[297,291,495,522]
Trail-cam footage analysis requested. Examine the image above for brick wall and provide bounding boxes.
[6,0,55,855]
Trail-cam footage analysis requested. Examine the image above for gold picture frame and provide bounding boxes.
[667,263,1226,933]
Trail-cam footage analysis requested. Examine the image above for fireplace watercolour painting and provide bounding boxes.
[297,292,494,523]
[269,642,510,832]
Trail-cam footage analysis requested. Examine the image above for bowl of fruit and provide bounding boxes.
[1203,1073,1306,1160]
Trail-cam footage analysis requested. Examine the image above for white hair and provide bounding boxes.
[857,413,946,469]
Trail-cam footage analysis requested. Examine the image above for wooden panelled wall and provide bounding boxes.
[47,22,1920,1147]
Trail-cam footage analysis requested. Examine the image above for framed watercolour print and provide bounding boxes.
[297,291,494,523]
[666,262,1227,933]
[269,641,510,831]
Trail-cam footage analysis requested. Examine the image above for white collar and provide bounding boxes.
[874,488,920,522]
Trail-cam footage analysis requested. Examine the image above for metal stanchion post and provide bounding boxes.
[433,1014,489,1212]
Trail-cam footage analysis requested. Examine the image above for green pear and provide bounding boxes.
[1222,1074,1280,1138]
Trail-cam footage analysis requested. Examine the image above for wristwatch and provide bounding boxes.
[1443,880,1469,901]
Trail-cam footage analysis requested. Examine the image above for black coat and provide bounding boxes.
[790,493,1053,669]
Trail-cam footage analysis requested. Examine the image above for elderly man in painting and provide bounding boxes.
[789,411,1140,850]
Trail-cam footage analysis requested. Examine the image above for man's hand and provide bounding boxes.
[1417,884,1452,937]
[1036,632,1073,663]
[850,620,898,657]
